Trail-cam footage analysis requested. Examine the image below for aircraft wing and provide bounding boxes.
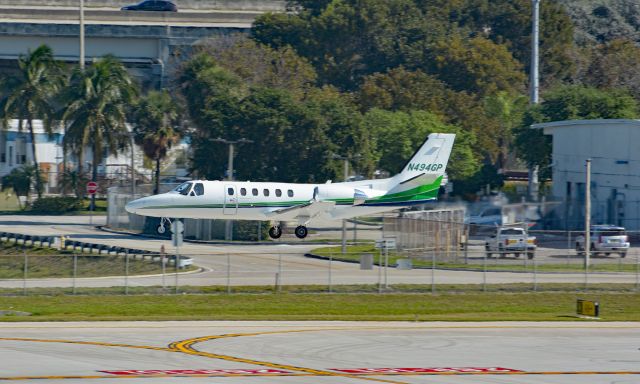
[266,200,336,221]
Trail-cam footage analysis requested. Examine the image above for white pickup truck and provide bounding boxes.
[485,227,536,259]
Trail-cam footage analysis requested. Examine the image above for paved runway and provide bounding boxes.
[0,321,638,383]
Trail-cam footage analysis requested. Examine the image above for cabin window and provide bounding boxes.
[194,183,204,196]
[288,189,294,197]
[275,189,282,197]
[264,189,270,197]
[252,188,259,196]
[227,187,234,196]
[240,188,247,196]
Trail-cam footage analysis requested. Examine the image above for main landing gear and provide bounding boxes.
[294,225,308,239]
[268,225,282,239]
[267,224,309,239]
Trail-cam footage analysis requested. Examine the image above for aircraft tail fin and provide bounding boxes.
[378,133,455,205]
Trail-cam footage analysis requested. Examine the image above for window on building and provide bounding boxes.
[240,188,247,196]
[288,189,294,197]
[8,146,13,166]
[275,189,282,197]
[252,188,258,196]
[263,189,270,197]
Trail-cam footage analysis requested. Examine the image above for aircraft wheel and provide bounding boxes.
[268,226,282,239]
[294,225,308,239]
[156,224,166,235]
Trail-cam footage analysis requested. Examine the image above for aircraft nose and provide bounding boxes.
[125,198,145,214]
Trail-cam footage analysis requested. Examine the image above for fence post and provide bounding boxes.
[483,251,487,292]
[464,225,469,264]
[22,251,27,296]
[278,253,283,293]
[567,231,571,265]
[226,253,231,294]
[533,254,537,292]
[125,253,129,295]
[636,251,639,292]
[384,247,389,289]
[73,255,77,295]
[378,249,382,294]
[431,251,435,294]
[328,253,332,293]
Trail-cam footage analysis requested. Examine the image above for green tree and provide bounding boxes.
[483,91,528,171]
[357,67,502,162]
[0,45,65,198]
[253,0,434,90]
[62,56,138,207]
[427,35,525,97]
[363,109,478,180]
[579,39,640,100]
[132,90,182,194]
[515,85,639,175]
[1,165,40,209]
[200,38,317,100]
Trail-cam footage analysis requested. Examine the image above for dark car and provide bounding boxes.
[121,0,177,12]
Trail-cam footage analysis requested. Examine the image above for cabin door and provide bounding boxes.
[223,184,238,215]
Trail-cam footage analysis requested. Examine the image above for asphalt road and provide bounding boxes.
[0,215,638,288]
[0,321,638,383]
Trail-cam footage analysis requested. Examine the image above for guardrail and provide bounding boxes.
[0,231,193,268]
[0,8,261,26]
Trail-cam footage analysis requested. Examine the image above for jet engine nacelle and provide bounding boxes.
[314,185,369,205]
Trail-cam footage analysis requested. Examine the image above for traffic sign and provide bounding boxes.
[86,181,98,195]
[170,220,184,234]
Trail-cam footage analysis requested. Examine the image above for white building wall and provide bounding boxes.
[533,119,640,229]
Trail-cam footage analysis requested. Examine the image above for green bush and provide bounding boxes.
[31,196,83,213]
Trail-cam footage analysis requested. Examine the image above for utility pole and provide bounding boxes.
[212,138,253,241]
[79,0,85,69]
[528,0,540,202]
[585,159,591,269]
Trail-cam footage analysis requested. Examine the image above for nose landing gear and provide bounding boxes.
[156,217,172,235]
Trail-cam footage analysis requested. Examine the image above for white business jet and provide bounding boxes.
[125,133,455,239]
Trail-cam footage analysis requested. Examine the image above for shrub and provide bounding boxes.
[31,197,83,213]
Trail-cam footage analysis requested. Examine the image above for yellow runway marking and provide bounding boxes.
[2,327,640,382]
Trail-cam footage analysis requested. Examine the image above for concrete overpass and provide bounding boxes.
[0,1,286,88]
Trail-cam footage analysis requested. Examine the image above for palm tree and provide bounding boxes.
[62,55,138,208]
[132,90,181,194]
[0,45,64,198]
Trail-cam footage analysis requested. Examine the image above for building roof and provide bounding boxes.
[531,119,640,130]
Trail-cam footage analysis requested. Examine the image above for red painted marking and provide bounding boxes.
[86,181,98,194]
[331,367,523,374]
[100,369,292,375]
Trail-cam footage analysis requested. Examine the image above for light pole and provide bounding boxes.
[79,0,85,69]
[212,137,254,241]
[528,0,541,202]
[332,153,361,254]
[585,159,591,269]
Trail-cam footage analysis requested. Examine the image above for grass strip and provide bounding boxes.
[0,286,638,322]
[311,245,639,272]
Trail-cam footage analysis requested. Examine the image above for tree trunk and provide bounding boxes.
[76,148,84,199]
[154,157,160,195]
[27,118,43,198]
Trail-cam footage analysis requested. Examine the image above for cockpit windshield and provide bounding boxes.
[173,182,193,195]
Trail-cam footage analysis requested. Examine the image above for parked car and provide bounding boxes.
[121,0,177,12]
[485,227,536,259]
[576,225,629,257]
